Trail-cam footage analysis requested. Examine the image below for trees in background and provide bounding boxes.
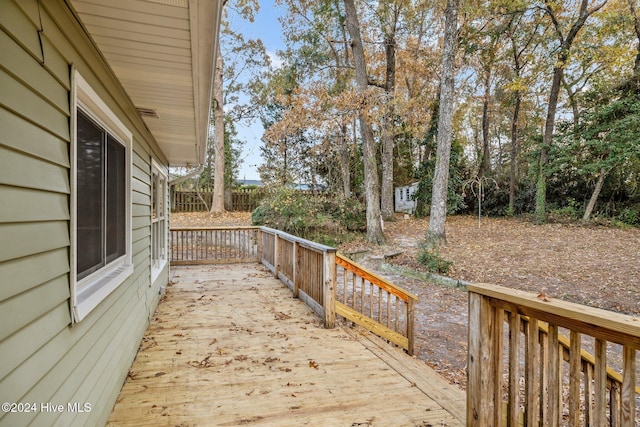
[246,0,640,242]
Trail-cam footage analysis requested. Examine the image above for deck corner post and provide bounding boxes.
[273,233,280,279]
[323,249,337,329]
[467,290,496,426]
[293,241,300,298]
[407,298,415,356]
[257,228,263,263]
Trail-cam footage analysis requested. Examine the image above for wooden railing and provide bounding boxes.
[336,253,417,355]
[259,227,337,328]
[468,283,640,426]
[170,227,260,265]
[169,226,417,354]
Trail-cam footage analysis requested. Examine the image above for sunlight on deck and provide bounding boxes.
[107,264,464,426]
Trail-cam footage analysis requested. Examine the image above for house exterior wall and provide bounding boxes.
[0,0,169,425]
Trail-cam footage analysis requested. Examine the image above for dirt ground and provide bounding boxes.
[170,211,640,388]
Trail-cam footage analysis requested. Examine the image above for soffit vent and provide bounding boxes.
[136,107,160,119]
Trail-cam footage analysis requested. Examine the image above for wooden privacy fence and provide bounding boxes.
[171,188,265,212]
[467,283,640,427]
[168,226,417,354]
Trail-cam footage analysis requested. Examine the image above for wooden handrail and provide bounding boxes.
[170,226,260,231]
[468,283,640,426]
[536,321,640,395]
[468,283,640,348]
[260,226,336,254]
[335,253,417,355]
[336,253,418,303]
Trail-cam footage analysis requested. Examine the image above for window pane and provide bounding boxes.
[106,135,126,262]
[77,111,104,278]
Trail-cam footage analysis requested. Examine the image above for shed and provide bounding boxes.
[395,182,419,213]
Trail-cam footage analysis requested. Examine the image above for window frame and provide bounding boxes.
[70,70,133,323]
[151,159,168,282]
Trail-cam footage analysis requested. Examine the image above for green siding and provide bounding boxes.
[0,109,69,167]
[0,186,69,223]
[0,0,170,425]
[0,248,69,302]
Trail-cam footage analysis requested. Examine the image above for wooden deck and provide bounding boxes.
[107,264,465,426]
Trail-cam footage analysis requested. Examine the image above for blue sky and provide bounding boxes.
[227,2,285,182]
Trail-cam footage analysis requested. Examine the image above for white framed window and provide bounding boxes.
[151,160,168,281]
[71,70,133,323]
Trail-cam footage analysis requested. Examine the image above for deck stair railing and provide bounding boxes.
[335,253,417,355]
[169,226,417,355]
[468,283,640,427]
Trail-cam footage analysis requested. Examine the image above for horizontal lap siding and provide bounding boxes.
[0,1,166,426]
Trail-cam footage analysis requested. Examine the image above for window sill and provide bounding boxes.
[73,262,133,322]
[151,259,168,285]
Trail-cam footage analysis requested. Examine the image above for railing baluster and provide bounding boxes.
[594,338,608,425]
[621,346,636,427]
[568,330,581,426]
[493,307,504,426]
[507,311,520,427]
[547,324,560,427]
[526,317,540,427]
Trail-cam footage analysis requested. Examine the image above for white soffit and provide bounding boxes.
[71,0,221,166]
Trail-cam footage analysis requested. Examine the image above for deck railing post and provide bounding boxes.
[293,241,300,298]
[273,233,279,279]
[323,249,336,328]
[256,228,263,263]
[467,291,497,426]
[407,298,414,356]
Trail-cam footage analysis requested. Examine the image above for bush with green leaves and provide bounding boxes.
[416,243,453,275]
[251,187,365,244]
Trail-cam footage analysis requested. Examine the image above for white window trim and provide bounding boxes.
[70,70,133,323]
[151,159,169,283]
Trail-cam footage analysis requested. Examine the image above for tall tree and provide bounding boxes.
[535,0,609,222]
[344,0,385,244]
[378,2,402,221]
[211,42,226,213]
[426,0,460,245]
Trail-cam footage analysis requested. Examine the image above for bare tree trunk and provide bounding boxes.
[583,168,608,221]
[426,0,459,246]
[340,125,351,198]
[478,68,491,177]
[381,32,396,221]
[344,0,385,244]
[211,43,225,213]
[508,90,521,216]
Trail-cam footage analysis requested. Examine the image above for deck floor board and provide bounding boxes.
[107,264,465,426]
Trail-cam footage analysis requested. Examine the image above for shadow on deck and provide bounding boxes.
[107,264,465,426]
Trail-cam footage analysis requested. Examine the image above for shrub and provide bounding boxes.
[618,207,639,226]
[417,244,453,275]
[251,187,365,244]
